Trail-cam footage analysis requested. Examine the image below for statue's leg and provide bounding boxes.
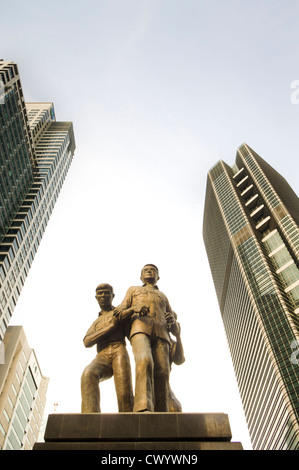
[80,355,112,413]
[112,343,134,412]
[130,333,154,412]
[169,387,182,412]
[152,339,170,412]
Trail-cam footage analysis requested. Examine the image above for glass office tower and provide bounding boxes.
[0,62,36,242]
[0,61,76,341]
[203,143,299,449]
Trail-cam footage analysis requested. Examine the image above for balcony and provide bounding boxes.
[256,216,270,232]
[241,184,254,199]
[245,194,259,210]
[236,175,249,191]
[233,167,245,182]
[250,204,265,221]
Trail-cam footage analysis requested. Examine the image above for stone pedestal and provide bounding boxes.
[33,412,243,450]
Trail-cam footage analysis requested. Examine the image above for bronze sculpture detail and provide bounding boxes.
[114,264,179,412]
[81,266,184,413]
[81,283,134,413]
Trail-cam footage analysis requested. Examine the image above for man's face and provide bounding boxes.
[96,288,113,309]
[141,265,159,285]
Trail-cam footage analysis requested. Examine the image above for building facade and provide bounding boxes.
[0,326,48,450]
[0,61,36,242]
[0,61,75,341]
[203,143,299,449]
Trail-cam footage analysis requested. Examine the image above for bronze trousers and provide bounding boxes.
[130,333,170,412]
[81,342,133,413]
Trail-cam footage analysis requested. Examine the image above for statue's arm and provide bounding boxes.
[165,296,177,320]
[118,304,149,321]
[83,316,119,348]
[164,303,180,337]
[113,287,134,319]
[171,326,185,365]
[114,287,149,320]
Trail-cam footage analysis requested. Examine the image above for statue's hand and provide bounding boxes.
[165,312,174,324]
[165,312,180,336]
[113,307,122,317]
[134,305,149,316]
[139,305,149,316]
[170,321,180,336]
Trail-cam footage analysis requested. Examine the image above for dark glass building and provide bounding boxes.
[203,143,299,449]
[0,61,75,341]
[0,62,36,241]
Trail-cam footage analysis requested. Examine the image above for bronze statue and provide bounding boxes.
[80,283,134,413]
[114,264,179,412]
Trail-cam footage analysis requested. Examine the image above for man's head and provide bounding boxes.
[140,264,159,286]
[95,283,114,310]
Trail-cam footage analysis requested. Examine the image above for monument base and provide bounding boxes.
[33,412,243,450]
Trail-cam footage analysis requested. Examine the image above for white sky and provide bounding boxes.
[2,0,299,450]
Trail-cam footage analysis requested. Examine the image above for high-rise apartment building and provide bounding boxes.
[0,326,49,450]
[203,143,299,449]
[0,61,75,341]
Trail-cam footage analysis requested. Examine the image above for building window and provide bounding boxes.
[0,423,6,437]
[3,409,10,423]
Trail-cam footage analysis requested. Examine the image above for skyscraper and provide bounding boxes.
[0,61,36,242]
[0,61,76,341]
[203,143,299,450]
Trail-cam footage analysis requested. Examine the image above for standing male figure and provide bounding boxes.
[114,264,179,412]
[81,283,134,413]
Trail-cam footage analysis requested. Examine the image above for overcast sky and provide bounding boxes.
[2,0,299,450]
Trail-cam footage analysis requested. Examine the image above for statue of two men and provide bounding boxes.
[81,264,184,413]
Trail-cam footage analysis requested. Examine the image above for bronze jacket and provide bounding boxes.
[83,309,126,352]
[118,284,173,344]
